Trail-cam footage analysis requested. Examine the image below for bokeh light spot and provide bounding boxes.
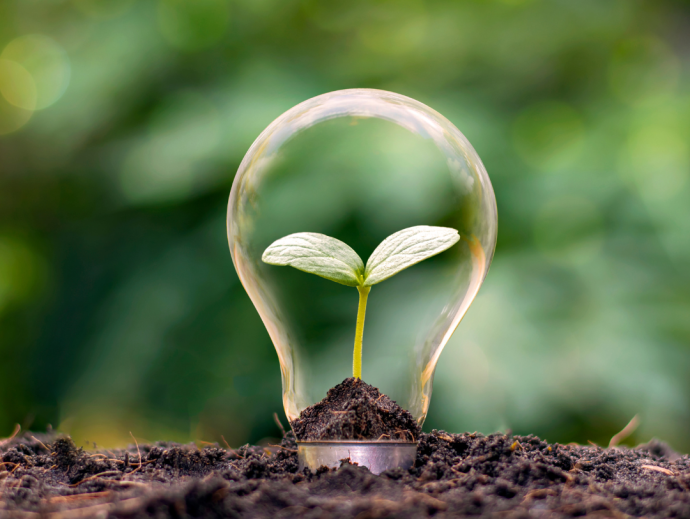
[497,0,536,5]
[0,95,33,135]
[72,0,137,20]
[454,341,490,392]
[357,0,427,56]
[303,0,363,33]
[0,59,37,111]
[609,37,679,104]
[533,196,604,265]
[157,0,230,51]
[1,35,71,110]
[513,101,584,171]
[619,126,688,201]
[119,91,221,204]
[0,236,47,313]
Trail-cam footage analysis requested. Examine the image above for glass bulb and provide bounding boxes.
[227,89,497,432]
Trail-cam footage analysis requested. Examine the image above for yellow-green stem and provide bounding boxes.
[353,285,370,379]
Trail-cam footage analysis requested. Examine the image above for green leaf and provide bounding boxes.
[262,232,365,286]
[363,226,460,286]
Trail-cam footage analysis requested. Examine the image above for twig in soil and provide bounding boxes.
[110,480,149,488]
[587,440,599,447]
[393,429,415,442]
[219,436,245,459]
[0,462,18,471]
[49,491,112,503]
[127,432,142,476]
[609,415,640,448]
[273,412,287,437]
[0,424,21,446]
[87,454,125,464]
[641,464,675,476]
[268,443,297,453]
[30,436,52,453]
[70,471,121,487]
[130,432,141,463]
[377,434,391,441]
[118,439,150,480]
[127,460,155,469]
[521,488,557,503]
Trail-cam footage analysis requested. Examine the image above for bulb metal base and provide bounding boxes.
[297,441,417,475]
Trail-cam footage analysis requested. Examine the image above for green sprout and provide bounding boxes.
[262,225,460,380]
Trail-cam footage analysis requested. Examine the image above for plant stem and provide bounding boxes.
[353,285,371,379]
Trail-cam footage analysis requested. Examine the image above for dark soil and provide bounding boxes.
[291,377,421,441]
[2,429,689,518]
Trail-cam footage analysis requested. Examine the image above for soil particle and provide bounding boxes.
[1,429,688,518]
[291,377,421,441]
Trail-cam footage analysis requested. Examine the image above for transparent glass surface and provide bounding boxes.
[227,89,497,431]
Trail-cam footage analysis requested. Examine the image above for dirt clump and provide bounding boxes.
[290,377,421,441]
[1,429,689,518]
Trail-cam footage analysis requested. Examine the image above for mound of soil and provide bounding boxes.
[1,429,689,518]
[291,377,421,441]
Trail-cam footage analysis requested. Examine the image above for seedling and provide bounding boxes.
[262,226,460,379]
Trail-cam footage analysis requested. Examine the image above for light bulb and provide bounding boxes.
[227,89,497,449]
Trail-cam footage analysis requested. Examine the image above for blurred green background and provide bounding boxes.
[1,0,689,451]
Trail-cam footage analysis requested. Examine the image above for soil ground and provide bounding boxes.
[291,378,421,441]
[1,428,688,518]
